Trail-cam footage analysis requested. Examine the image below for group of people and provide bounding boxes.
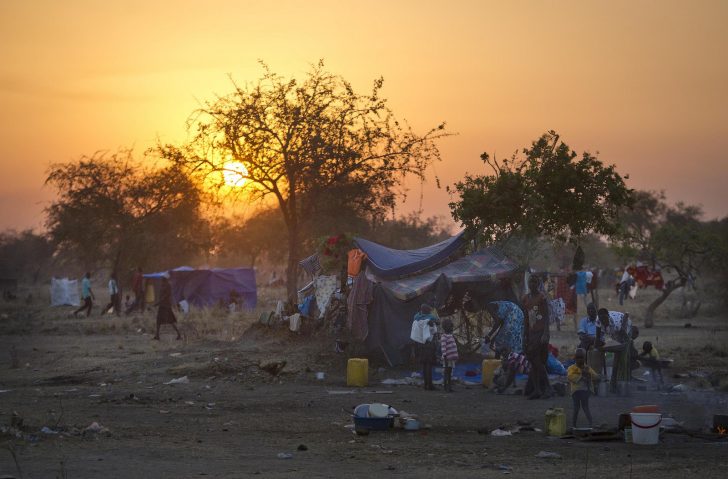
[71,268,181,341]
[409,273,665,430]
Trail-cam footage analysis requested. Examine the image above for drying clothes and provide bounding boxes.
[549,297,565,326]
[347,249,367,276]
[347,273,373,341]
[314,275,338,319]
[298,295,315,317]
[299,253,322,276]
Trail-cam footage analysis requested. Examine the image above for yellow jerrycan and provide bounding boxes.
[347,358,369,387]
[481,359,501,388]
[545,407,567,436]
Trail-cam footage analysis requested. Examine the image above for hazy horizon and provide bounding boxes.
[1,0,727,233]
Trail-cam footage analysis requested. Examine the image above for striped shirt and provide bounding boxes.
[440,333,459,361]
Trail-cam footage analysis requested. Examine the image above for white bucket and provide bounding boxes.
[630,413,662,445]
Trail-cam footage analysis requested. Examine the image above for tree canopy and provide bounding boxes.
[45,150,210,275]
[160,61,449,298]
[448,131,633,251]
[613,190,719,326]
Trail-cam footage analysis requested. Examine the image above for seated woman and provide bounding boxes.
[483,301,525,358]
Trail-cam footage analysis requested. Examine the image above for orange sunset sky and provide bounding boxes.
[1,0,726,232]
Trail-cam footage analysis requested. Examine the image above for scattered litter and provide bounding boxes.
[40,426,58,435]
[64,388,78,392]
[381,378,418,386]
[88,394,101,398]
[327,389,393,395]
[164,376,190,385]
[490,429,512,437]
[668,384,689,392]
[83,422,110,436]
[185,401,195,406]
[0,389,11,393]
[276,452,293,459]
[315,372,325,380]
[169,353,182,357]
[498,464,513,471]
[535,451,561,459]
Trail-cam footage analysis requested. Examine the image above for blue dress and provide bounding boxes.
[490,301,525,354]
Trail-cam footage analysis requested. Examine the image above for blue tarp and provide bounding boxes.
[144,267,256,309]
[354,231,465,279]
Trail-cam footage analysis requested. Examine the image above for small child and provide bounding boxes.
[440,318,459,392]
[567,348,600,428]
[638,341,664,386]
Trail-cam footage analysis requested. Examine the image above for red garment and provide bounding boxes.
[554,276,576,315]
[132,271,143,294]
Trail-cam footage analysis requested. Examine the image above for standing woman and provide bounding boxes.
[521,275,552,399]
[154,272,182,341]
[73,272,94,318]
[484,301,525,356]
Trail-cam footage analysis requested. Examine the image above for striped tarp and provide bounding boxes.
[371,248,517,301]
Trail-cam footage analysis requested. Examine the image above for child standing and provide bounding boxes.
[638,341,664,386]
[440,318,459,392]
[567,348,600,428]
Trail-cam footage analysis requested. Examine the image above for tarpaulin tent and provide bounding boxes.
[144,267,256,309]
[348,244,519,365]
[353,231,465,279]
[50,277,80,306]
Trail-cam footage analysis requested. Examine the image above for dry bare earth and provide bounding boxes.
[1,285,727,478]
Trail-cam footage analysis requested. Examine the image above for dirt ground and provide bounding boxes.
[1,286,728,478]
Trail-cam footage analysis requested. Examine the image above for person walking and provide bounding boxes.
[73,272,94,318]
[153,272,182,341]
[101,272,120,316]
[127,266,145,314]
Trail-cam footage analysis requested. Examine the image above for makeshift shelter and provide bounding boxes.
[366,249,517,364]
[50,277,80,307]
[144,267,257,309]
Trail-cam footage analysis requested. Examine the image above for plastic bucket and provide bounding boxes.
[630,412,662,445]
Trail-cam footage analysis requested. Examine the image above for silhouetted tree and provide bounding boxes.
[448,131,632,266]
[45,150,211,275]
[160,61,449,299]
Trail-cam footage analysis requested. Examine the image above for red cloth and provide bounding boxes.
[440,333,459,361]
[554,276,576,315]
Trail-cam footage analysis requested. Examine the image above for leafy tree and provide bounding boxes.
[613,190,717,327]
[45,150,211,277]
[448,131,633,261]
[159,61,449,299]
[0,230,54,283]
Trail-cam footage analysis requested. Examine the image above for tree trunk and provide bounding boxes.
[286,224,300,303]
[643,279,685,328]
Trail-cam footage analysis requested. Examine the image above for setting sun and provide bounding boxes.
[222,161,248,187]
